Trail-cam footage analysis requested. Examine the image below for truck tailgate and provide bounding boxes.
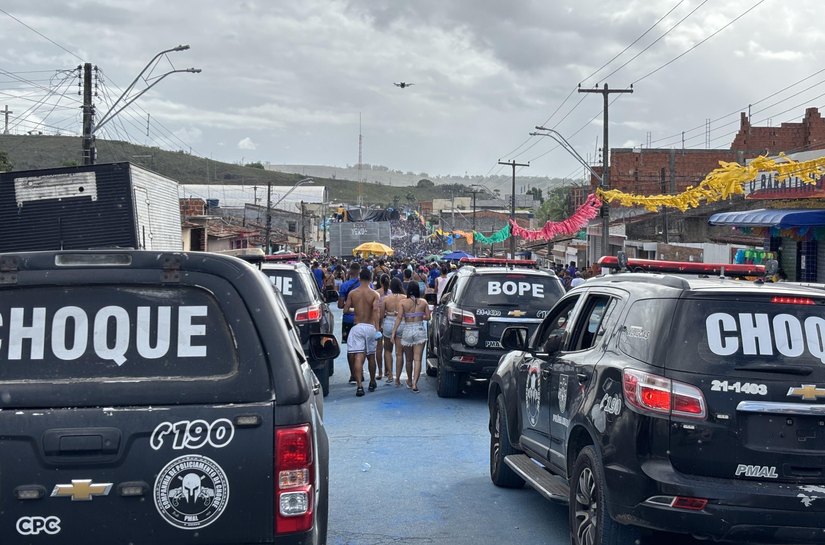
[2,403,274,544]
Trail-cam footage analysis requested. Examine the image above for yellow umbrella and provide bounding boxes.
[352,241,394,257]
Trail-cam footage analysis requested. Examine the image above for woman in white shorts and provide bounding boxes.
[390,282,431,392]
[381,277,406,385]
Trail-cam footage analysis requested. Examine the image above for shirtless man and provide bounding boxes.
[344,268,382,396]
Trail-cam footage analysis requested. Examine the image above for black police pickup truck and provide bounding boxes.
[427,258,565,397]
[0,250,338,545]
[489,255,825,545]
[257,255,336,397]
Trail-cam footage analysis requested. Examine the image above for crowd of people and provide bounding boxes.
[303,254,595,397]
[329,258,440,397]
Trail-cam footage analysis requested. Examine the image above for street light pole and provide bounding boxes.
[498,160,529,258]
[264,178,313,254]
[531,127,606,266]
[87,45,200,165]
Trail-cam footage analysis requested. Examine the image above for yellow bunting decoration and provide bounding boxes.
[597,154,825,212]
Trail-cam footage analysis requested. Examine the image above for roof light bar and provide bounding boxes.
[264,253,302,262]
[459,257,537,268]
[598,256,765,277]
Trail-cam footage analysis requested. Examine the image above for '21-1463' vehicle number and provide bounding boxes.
[710,380,767,395]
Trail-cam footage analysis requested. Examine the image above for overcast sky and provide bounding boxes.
[1,0,822,188]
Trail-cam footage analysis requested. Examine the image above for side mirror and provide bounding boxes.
[308,333,340,360]
[542,330,564,355]
[325,290,339,303]
[425,293,437,305]
[500,326,529,351]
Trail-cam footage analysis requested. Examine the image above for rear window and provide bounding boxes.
[261,269,312,303]
[462,274,564,310]
[0,285,237,382]
[617,298,677,365]
[668,297,825,372]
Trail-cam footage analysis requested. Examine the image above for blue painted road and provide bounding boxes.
[323,307,570,545]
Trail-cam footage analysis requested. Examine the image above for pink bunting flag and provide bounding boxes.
[510,193,602,241]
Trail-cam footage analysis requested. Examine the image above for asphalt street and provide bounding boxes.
[323,306,569,545]
[322,307,711,545]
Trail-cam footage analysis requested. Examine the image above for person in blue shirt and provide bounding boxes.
[427,262,440,288]
[311,262,324,292]
[338,262,362,383]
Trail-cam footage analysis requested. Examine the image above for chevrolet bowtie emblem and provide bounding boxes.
[51,479,112,501]
[508,310,527,317]
[787,384,825,401]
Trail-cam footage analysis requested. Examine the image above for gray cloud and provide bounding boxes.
[0,0,822,184]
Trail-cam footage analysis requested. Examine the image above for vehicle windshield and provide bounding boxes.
[462,274,563,310]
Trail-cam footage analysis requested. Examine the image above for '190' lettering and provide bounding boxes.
[150,418,235,450]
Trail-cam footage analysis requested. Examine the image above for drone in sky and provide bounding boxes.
[393,82,414,89]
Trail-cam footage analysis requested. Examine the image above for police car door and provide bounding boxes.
[518,294,581,463]
[549,292,622,473]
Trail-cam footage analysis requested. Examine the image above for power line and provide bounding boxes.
[631,0,768,85]
[0,8,83,62]
[650,67,825,148]
[600,0,709,83]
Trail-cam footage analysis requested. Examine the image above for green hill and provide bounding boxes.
[0,134,456,207]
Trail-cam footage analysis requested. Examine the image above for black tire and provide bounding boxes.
[569,446,640,545]
[490,394,524,488]
[316,362,330,397]
[435,350,460,398]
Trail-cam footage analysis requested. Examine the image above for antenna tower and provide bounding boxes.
[357,113,363,207]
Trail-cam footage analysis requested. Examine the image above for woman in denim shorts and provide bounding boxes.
[390,282,431,392]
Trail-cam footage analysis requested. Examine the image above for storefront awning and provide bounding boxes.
[708,209,825,228]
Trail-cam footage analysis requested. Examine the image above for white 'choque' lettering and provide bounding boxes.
[706,312,825,363]
[0,305,208,365]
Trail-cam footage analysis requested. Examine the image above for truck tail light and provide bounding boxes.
[275,425,314,534]
[448,307,476,325]
[623,369,706,420]
[295,305,323,323]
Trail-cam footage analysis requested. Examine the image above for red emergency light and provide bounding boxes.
[597,256,765,277]
[459,257,537,268]
[264,253,302,262]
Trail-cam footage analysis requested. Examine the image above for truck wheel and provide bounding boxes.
[490,394,524,488]
[316,363,330,397]
[435,351,460,398]
[569,446,639,545]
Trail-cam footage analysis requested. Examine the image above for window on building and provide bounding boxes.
[288,221,297,233]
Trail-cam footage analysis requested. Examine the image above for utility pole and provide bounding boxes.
[471,188,478,256]
[265,182,272,254]
[81,63,95,165]
[2,105,12,134]
[301,200,306,255]
[578,83,633,258]
[498,159,529,258]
